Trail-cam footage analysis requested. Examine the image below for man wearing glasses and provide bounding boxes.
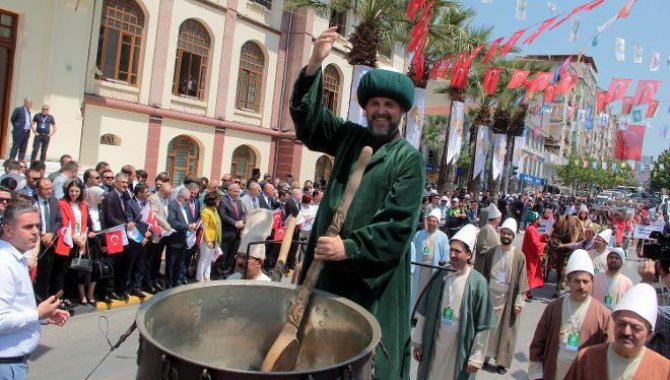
[83,169,102,190]
[100,169,115,192]
[30,104,56,162]
[0,186,12,227]
[17,168,41,197]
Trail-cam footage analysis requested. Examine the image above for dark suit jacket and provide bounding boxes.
[125,198,149,235]
[284,198,300,221]
[184,198,201,224]
[33,195,62,235]
[258,191,278,210]
[10,106,30,133]
[167,200,189,248]
[103,189,127,228]
[218,196,245,241]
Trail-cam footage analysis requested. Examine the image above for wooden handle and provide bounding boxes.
[271,216,297,282]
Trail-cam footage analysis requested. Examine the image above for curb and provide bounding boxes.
[95,292,153,311]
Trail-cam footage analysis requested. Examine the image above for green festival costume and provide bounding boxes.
[290,67,424,380]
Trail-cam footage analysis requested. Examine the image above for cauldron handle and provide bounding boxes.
[262,146,373,372]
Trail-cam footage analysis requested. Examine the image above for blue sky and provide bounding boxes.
[465,0,669,159]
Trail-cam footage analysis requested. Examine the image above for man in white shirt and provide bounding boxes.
[0,202,69,378]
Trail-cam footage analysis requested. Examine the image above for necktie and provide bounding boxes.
[253,197,258,209]
[43,200,50,231]
[190,200,196,216]
[232,199,239,217]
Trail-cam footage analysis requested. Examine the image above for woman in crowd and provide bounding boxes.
[198,192,222,281]
[84,186,105,305]
[55,178,91,306]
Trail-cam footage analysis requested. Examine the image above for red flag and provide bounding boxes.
[274,227,287,241]
[646,100,660,118]
[462,44,485,70]
[272,210,283,231]
[105,229,125,254]
[606,78,632,103]
[406,0,426,21]
[507,70,530,89]
[483,67,503,95]
[618,0,637,18]
[551,0,604,30]
[585,0,605,11]
[436,55,451,78]
[523,16,559,45]
[528,72,554,93]
[450,65,468,89]
[428,59,441,80]
[596,91,608,113]
[544,84,557,104]
[556,74,576,93]
[482,37,504,64]
[559,56,572,78]
[499,29,526,57]
[615,124,645,161]
[407,23,429,53]
[449,52,466,78]
[632,80,662,106]
[411,51,425,82]
[621,96,634,115]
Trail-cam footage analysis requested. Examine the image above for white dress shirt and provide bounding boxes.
[0,239,41,357]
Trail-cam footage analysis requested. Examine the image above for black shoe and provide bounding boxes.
[496,366,507,375]
[129,290,146,298]
[88,299,98,307]
[110,292,125,301]
[153,282,164,291]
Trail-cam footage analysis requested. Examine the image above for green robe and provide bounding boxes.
[416,268,496,380]
[290,67,425,380]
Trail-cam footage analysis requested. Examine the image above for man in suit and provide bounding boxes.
[166,187,195,288]
[240,182,262,214]
[146,182,173,291]
[123,183,152,297]
[217,183,245,277]
[101,173,130,299]
[33,178,63,301]
[179,183,201,284]
[284,188,302,270]
[258,182,278,210]
[9,98,33,161]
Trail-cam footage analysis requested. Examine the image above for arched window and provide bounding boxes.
[323,65,340,114]
[314,155,334,183]
[95,0,144,85]
[166,135,199,185]
[231,145,257,179]
[173,19,210,99]
[99,133,122,146]
[235,42,264,112]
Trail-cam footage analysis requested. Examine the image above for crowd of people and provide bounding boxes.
[410,185,670,379]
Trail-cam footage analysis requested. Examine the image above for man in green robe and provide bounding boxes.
[289,27,425,379]
[412,224,496,380]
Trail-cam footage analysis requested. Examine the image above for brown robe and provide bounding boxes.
[529,296,612,380]
[565,342,670,380]
[476,245,529,368]
[474,223,500,269]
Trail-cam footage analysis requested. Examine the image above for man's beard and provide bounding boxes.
[501,237,513,245]
[367,117,400,138]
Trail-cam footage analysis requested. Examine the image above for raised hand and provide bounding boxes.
[306,27,339,76]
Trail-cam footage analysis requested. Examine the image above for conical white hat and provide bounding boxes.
[566,249,594,276]
[487,204,502,219]
[613,283,658,330]
[579,204,588,213]
[500,218,517,235]
[450,224,478,252]
[427,208,442,222]
[607,247,626,262]
[238,209,273,259]
[597,228,612,243]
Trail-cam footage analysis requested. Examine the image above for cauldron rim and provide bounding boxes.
[136,281,382,376]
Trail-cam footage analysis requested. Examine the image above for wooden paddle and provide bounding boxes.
[271,216,297,282]
[261,146,373,372]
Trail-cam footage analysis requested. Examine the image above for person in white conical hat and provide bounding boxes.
[412,222,496,380]
[411,207,450,309]
[529,249,611,380]
[565,283,670,379]
[589,228,613,275]
[577,204,591,232]
[229,209,273,281]
[476,217,528,374]
[474,204,502,269]
[592,247,633,310]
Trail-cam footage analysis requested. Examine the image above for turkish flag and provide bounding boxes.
[499,28,526,57]
[596,91,608,113]
[528,72,554,93]
[451,66,468,89]
[556,74,576,93]
[615,124,646,161]
[621,96,634,115]
[272,210,283,231]
[105,229,125,254]
[406,0,426,20]
[618,0,637,18]
[544,84,557,104]
[411,50,425,82]
[463,44,485,70]
[507,69,530,89]
[523,16,559,45]
[483,67,502,95]
[606,78,632,103]
[550,3,590,30]
[585,0,605,11]
[482,37,504,64]
[632,80,662,106]
[436,55,452,78]
[449,52,466,78]
[146,211,161,236]
[646,100,660,118]
[274,227,287,241]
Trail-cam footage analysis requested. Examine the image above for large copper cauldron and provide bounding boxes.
[136,281,381,379]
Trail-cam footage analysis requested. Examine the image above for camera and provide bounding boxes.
[643,231,670,261]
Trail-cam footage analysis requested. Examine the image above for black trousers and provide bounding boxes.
[9,129,29,160]
[165,245,185,288]
[31,134,50,162]
[34,244,53,301]
[147,240,166,286]
[216,237,239,276]
[120,241,147,293]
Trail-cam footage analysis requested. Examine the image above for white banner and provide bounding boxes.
[615,37,625,61]
[537,219,554,235]
[446,101,465,164]
[405,88,424,149]
[492,134,507,180]
[512,135,524,166]
[473,125,490,179]
[650,52,661,72]
[347,65,372,126]
[633,44,643,64]
[516,0,527,20]
[569,19,580,42]
[633,221,665,239]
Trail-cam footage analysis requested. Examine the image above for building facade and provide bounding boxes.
[0,0,406,185]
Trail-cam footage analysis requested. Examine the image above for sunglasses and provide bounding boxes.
[0,198,11,203]
[104,176,114,180]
